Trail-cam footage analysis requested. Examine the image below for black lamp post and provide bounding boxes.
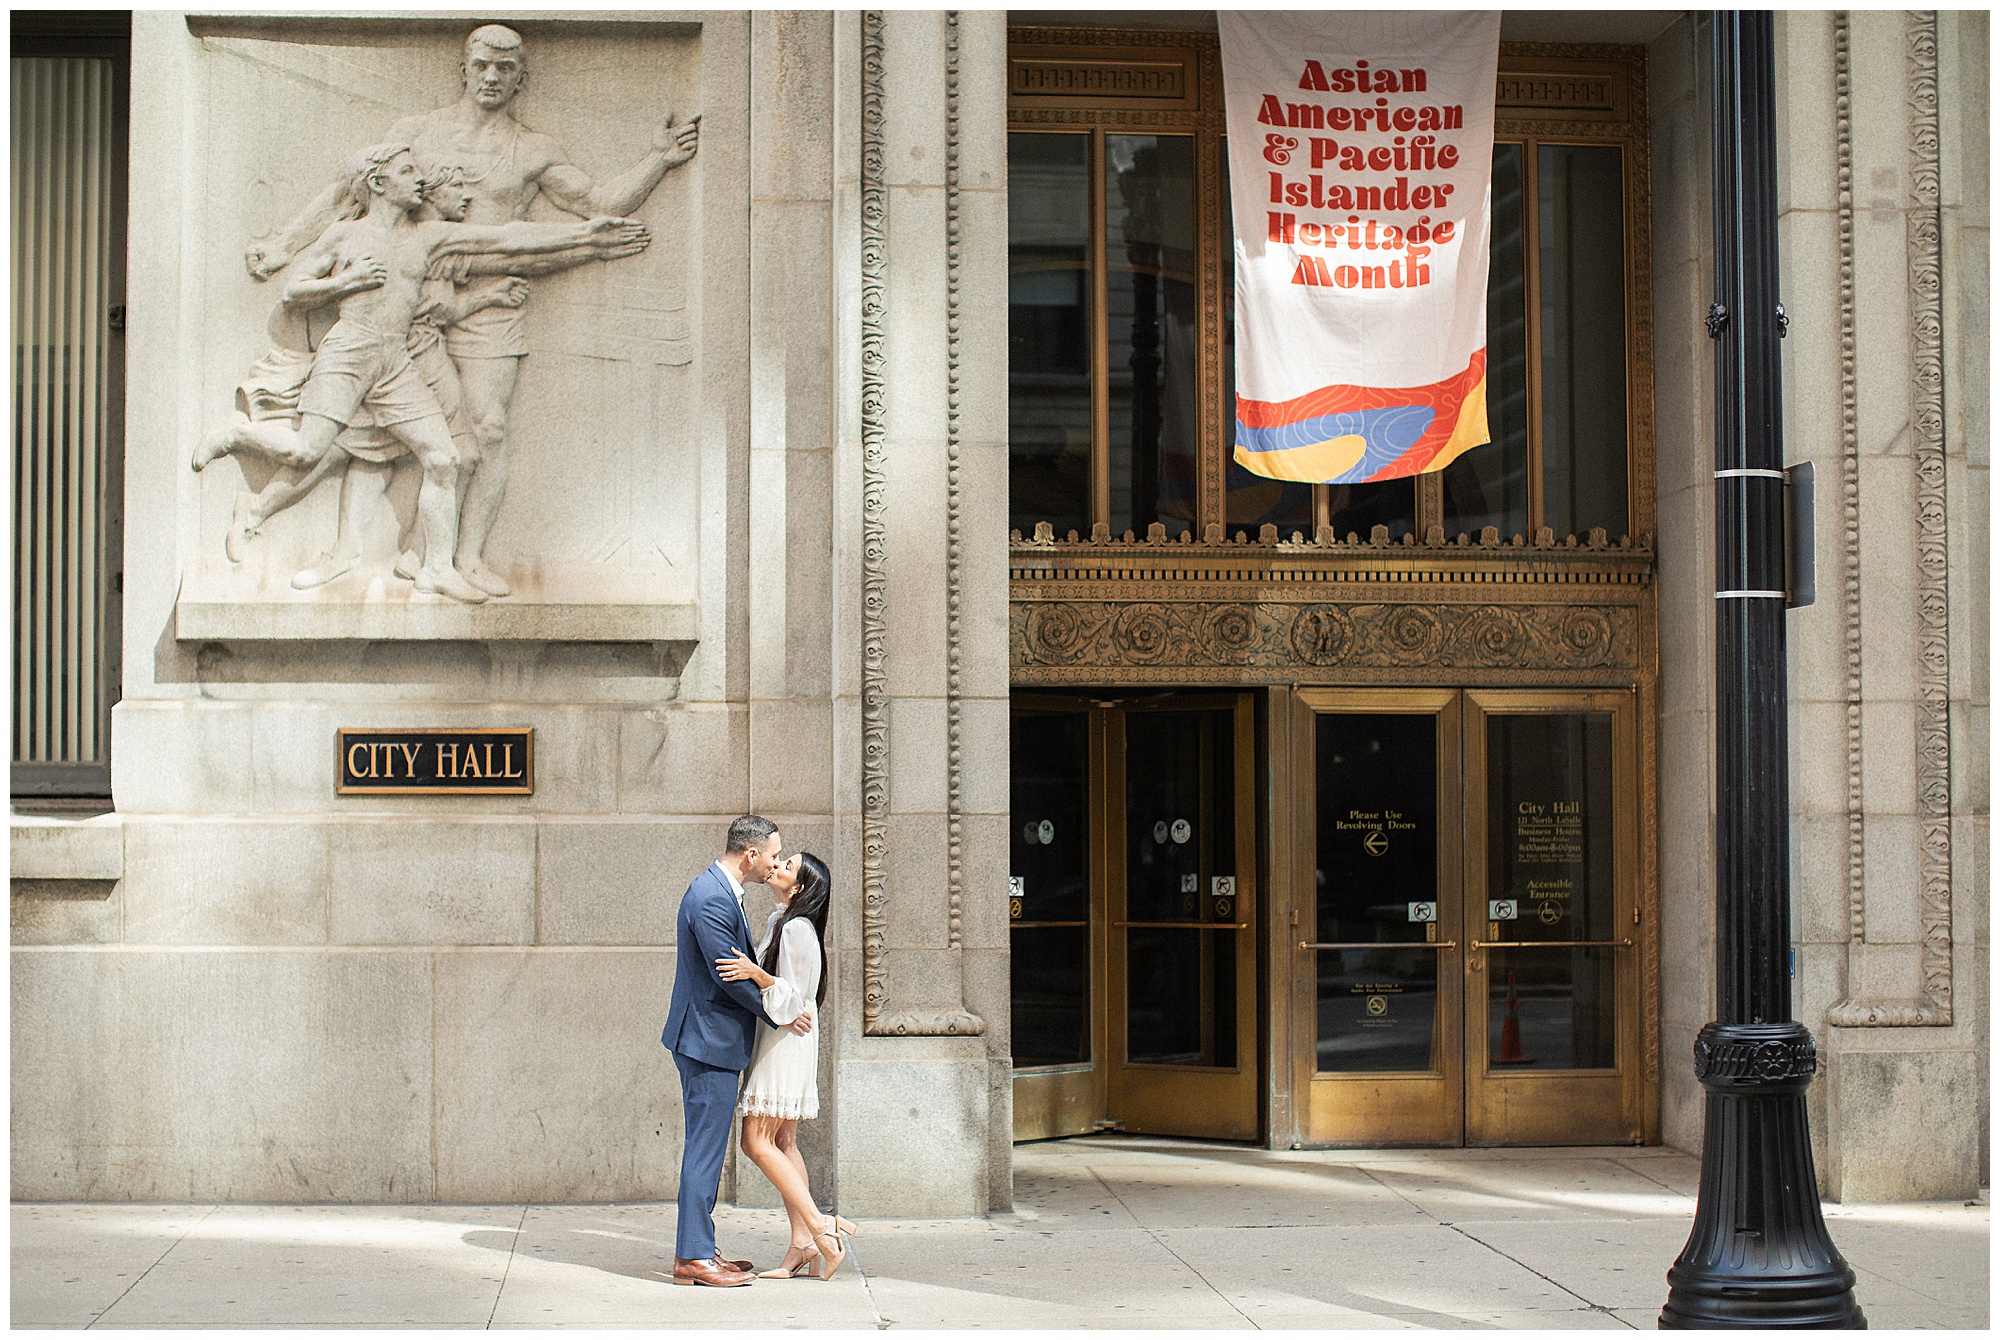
[1658,12,1864,1328]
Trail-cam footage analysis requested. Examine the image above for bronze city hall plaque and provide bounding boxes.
[336,728,533,795]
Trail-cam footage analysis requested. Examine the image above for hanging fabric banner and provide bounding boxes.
[1219,11,1500,485]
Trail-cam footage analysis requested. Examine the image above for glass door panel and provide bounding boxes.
[1482,712,1618,1071]
[1010,696,1104,1141]
[1108,695,1259,1139]
[1465,692,1641,1146]
[1296,689,1463,1146]
[1315,712,1443,1074]
[1011,708,1092,1066]
[1122,708,1234,1067]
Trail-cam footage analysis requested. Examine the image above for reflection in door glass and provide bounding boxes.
[1315,714,1441,1072]
[1484,713,1616,1070]
[1124,710,1237,1067]
[1010,710,1090,1066]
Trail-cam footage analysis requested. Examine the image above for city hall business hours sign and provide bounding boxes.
[337,728,533,795]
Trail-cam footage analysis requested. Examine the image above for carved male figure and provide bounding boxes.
[253,24,701,598]
[196,142,647,603]
[273,166,648,591]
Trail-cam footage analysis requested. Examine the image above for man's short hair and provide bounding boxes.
[465,24,525,63]
[725,814,778,854]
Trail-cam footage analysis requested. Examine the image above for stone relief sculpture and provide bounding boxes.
[228,165,648,594]
[210,23,700,602]
[195,142,650,602]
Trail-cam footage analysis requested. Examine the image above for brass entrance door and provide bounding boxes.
[1011,693,1260,1142]
[1462,691,1642,1145]
[1294,690,1466,1144]
[1295,688,1642,1146]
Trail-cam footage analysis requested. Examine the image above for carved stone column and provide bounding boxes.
[830,9,1012,1216]
[1775,8,1986,1203]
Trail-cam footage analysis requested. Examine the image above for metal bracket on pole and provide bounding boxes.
[1785,461,1815,608]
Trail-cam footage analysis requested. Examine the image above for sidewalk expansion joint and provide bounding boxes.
[1353,1165,1640,1330]
[1087,1165,1263,1331]
[485,1205,528,1328]
[86,1204,220,1329]
[1442,1221,1638,1329]
[848,1241,891,1329]
[1614,1158,1692,1197]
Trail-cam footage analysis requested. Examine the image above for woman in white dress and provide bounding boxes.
[715,852,857,1279]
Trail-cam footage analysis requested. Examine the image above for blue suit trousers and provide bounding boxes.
[673,1051,741,1261]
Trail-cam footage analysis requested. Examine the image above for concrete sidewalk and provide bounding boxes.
[12,1137,1988,1330]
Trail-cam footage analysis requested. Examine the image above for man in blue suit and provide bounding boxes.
[661,813,810,1286]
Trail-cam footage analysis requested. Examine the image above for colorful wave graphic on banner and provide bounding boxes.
[1232,350,1489,485]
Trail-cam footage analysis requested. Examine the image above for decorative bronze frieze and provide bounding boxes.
[1009,530,1652,685]
[1013,598,1637,680]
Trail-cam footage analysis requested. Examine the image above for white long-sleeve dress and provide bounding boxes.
[737,910,822,1120]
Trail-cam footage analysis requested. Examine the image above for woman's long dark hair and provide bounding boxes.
[761,852,831,1006]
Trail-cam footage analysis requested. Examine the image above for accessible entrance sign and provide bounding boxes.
[1219,10,1500,486]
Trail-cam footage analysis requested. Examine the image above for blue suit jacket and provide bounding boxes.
[661,864,773,1071]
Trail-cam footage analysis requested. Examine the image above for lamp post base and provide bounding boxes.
[1660,1023,1865,1328]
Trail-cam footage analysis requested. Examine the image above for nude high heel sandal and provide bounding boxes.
[757,1245,818,1280]
[833,1215,859,1238]
[811,1227,847,1280]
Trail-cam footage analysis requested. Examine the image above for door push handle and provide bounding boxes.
[1470,938,1634,949]
[1298,940,1457,951]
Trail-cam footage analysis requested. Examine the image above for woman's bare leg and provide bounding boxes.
[777,1122,855,1236]
[775,1121,814,1223]
[741,1115,830,1269]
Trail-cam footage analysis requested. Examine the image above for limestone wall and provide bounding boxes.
[12,8,1013,1215]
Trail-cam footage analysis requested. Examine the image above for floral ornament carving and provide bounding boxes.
[1112,604,1174,663]
[1457,606,1528,664]
[1202,604,1259,659]
[1554,607,1617,666]
[1026,603,1090,663]
[1382,607,1446,665]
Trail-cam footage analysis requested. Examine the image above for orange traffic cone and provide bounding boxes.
[1497,970,1536,1065]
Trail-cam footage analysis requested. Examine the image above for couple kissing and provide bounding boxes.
[660,815,856,1287]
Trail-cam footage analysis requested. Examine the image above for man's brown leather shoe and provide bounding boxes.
[673,1256,754,1287]
[722,1256,754,1273]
